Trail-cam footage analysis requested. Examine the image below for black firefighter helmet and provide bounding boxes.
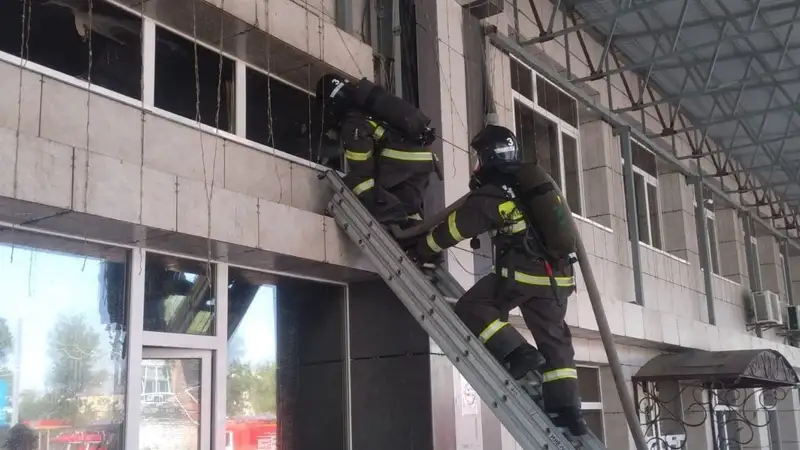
[315,73,353,110]
[470,125,521,186]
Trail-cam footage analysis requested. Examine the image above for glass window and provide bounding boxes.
[0,231,128,449]
[510,59,583,218]
[647,183,662,250]
[226,269,277,419]
[514,101,561,184]
[0,0,142,100]
[577,367,604,442]
[577,367,600,403]
[226,268,279,450]
[245,68,339,170]
[510,58,533,101]
[154,25,235,131]
[622,142,663,250]
[563,133,582,216]
[143,254,216,336]
[536,75,577,127]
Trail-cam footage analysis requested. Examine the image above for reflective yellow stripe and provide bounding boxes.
[352,179,375,195]
[367,120,386,140]
[381,149,434,161]
[496,200,526,234]
[345,150,372,161]
[498,201,522,221]
[542,368,578,383]
[492,268,575,287]
[479,319,509,343]
[447,211,465,242]
[426,234,442,253]
[500,221,527,235]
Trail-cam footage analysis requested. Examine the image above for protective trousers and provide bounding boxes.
[454,273,580,411]
[340,113,433,226]
[343,167,430,225]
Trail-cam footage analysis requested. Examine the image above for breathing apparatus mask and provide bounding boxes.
[469,125,522,191]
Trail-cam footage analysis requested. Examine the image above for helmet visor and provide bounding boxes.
[493,140,520,163]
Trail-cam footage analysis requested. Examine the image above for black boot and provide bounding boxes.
[504,344,546,380]
[549,407,589,436]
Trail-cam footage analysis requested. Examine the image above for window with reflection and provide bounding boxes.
[225,268,346,450]
[144,254,216,336]
[0,230,128,450]
[226,268,278,449]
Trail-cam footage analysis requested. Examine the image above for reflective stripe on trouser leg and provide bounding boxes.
[542,368,577,383]
[477,319,528,360]
[542,369,580,411]
[352,179,375,196]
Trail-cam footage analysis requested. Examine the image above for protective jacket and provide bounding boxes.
[414,181,580,411]
[340,110,435,223]
[417,182,575,294]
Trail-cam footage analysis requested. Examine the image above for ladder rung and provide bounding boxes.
[322,170,607,450]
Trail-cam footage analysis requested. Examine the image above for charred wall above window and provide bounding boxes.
[0,0,142,100]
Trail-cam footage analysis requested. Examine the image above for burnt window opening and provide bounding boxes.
[0,0,142,100]
[245,67,342,171]
[154,26,235,131]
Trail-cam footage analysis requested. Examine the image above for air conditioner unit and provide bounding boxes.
[787,305,800,332]
[752,290,782,325]
[457,0,503,18]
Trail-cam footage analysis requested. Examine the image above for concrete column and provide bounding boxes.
[438,0,475,288]
[579,119,615,228]
[776,387,800,449]
[758,235,783,295]
[717,208,749,285]
[600,366,637,450]
[741,389,770,450]
[660,172,692,259]
[681,386,713,450]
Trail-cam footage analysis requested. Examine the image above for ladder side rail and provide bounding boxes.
[428,225,608,449]
[324,175,577,450]
[327,196,563,448]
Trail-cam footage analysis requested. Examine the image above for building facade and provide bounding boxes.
[0,0,799,449]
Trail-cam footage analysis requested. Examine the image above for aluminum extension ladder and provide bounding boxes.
[321,170,608,450]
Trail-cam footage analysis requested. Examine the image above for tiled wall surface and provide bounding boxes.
[0,57,372,277]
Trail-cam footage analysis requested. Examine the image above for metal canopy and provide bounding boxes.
[632,349,800,389]
[513,0,800,235]
[632,349,800,388]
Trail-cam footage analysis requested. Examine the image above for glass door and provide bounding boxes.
[140,348,212,450]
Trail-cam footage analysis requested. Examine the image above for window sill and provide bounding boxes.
[0,51,342,177]
[700,269,743,287]
[574,214,613,233]
[639,242,689,265]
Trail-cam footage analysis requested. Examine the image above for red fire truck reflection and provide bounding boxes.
[21,418,276,450]
[225,418,277,450]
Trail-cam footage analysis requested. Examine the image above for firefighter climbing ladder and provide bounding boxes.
[321,170,609,450]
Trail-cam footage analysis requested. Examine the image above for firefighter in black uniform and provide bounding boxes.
[316,74,436,231]
[410,124,588,436]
